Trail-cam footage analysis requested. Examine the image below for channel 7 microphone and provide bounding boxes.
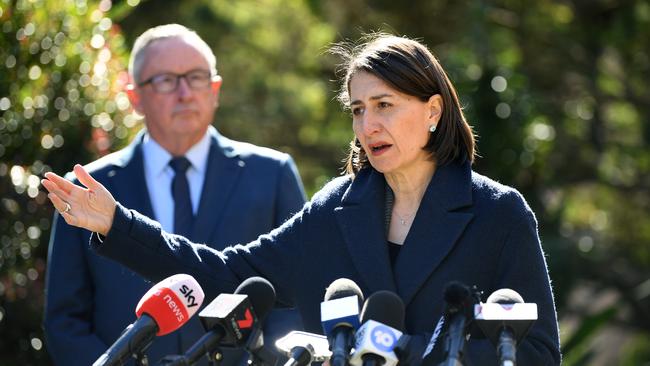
[236,277,278,366]
[320,278,364,366]
[93,274,205,366]
[474,289,538,366]
[158,276,276,366]
[349,290,405,366]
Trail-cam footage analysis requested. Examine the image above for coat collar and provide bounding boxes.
[106,126,243,167]
[191,127,246,243]
[98,130,155,220]
[99,127,246,245]
[335,160,474,305]
[335,168,395,294]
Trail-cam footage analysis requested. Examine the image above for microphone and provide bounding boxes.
[349,290,405,366]
[320,278,364,366]
[474,289,538,366]
[93,274,205,366]
[275,331,331,366]
[162,276,276,366]
[237,277,279,366]
[440,282,476,366]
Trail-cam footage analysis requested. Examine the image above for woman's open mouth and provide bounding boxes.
[369,143,392,156]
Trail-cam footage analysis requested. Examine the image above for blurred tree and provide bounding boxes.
[112,0,345,195]
[311,0,650,363]
[0,0,133,364]
[1,0,648,364]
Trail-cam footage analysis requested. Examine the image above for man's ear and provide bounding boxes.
[211,76,223,92]
[126,84,143,115]
[211,75,223,106]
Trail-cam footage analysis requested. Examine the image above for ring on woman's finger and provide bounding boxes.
[61,202,71,214]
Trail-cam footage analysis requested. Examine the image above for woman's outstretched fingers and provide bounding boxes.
[47,193,68,214]
[47,193,77,226]
[42,165,116,235]
[41,177,73,203]
[74,164,100,190]
[43,171,75,195]
[73,164,114,204]
[40,178,56,194]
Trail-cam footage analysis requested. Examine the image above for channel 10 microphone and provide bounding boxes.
[474,289,538,366]
[349,291,405,366]
[93,274,205,366]
[275,331,332,366]
[161,276,276,366]
[320,278,364,366]
[440,281,478,366]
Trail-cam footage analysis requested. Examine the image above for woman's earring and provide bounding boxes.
[429,124,437,133]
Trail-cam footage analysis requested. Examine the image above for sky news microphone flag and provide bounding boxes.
[93,274,204,366]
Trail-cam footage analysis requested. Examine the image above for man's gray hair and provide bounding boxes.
[129,24,217,84]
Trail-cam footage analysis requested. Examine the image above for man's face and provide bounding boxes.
[129,37,221,153]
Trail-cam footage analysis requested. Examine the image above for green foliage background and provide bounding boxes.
[0,0,648,364]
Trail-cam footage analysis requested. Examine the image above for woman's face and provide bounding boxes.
[349,71,442,176]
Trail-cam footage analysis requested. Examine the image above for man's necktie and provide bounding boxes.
[169,156,194,237]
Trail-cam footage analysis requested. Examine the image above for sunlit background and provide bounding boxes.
[0,0,648,364]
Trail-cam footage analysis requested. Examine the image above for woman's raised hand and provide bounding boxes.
[41,164,117,236]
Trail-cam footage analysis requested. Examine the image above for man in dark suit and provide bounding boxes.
[43,24,306,366]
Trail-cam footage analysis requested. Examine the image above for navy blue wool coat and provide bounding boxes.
[44,128,306,366]
[93,159,561,365]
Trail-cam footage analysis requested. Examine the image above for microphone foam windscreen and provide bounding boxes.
[486,288,524,304]
[360,290,405,331]
[136,274,205,335]
[443,282,471,306]
[324,278,364,306]
[443,281,473,316]
[235,277,276,321]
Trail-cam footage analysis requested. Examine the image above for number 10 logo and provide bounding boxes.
[371,324,397,352]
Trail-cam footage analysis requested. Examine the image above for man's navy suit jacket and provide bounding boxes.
[93,160,561,365]
[44,128,306,365]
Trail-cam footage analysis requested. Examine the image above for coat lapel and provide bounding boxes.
[192,131,243,244]
[334,168,397,295]
[393,161,474,305]
[106,133,155,220]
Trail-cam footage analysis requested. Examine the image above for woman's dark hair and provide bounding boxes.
[331,33,476,175]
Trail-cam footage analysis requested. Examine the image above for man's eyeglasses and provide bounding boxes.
[138,69,213,94]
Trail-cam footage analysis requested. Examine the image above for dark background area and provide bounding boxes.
[1,0,648,364]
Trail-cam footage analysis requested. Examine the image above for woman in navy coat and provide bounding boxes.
[43,33,561,365]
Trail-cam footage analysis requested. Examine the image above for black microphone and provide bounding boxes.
[238,278,279,366]
[349,290,405,366]
[440,282,476,366]
[93,274,205,366]
[320,278,364,366]
[159,277,276,366]
[474,289,538,366]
